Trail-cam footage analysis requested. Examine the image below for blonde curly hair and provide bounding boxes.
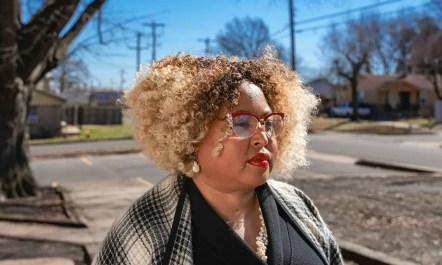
[125,49,319,177]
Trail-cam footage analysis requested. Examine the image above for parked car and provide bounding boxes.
[329,102,372,118]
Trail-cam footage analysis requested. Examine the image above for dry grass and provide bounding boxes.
[309,117,349,131]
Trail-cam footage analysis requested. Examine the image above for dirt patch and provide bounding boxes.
[287,174,442,265]
[0,236,90,265]
[0,186,85,227]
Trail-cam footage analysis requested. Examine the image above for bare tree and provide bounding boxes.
[412,16,442,99]
[410,16,442,121]
[50,56,91,92]
[367,11,422,75]
[322,16,376,120]
[0,0,105,198]
[216,17,284,59]
[388,17,418,73]
[431,0,442,19]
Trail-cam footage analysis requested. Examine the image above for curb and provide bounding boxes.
[57,185,88,228]
[0,258,75,265]
[31,148,142,160]
[339,240,419,265]
[30,137,133,146]
[0,186,86,228]
[308,129,436,135]
[83,243,99,264]
[356,159,442,174]
[0,235,92,265]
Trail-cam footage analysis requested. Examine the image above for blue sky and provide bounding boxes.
[73,0,430,89]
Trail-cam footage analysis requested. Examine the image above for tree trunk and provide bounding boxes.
[0,81,38,199]
[435,100,442,123]
[350,79,360,121]
[0,0,105,199]
[0,0,37,199]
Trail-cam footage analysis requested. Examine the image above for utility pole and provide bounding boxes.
[289,0,296,71]
[97,9,103,44]
[136,32,141,70]
[128,32,143,72]
[198,37,215,55]
[120,69,125,89]
[143,21,165,62]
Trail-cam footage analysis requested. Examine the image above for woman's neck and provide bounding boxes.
[191,175,263,250]
[191,176,258,227]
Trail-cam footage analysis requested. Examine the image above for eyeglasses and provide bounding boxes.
[226,112,288,138]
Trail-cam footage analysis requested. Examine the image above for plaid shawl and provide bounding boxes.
[93,174,343,265]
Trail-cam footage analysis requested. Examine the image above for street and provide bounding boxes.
[309,132,442,170]
[30,132,442,186]
[32,153,167,186]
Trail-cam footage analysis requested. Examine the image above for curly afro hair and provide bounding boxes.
[125,48,319,178]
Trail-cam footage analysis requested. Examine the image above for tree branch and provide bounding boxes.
[26,0,106,84]
[334,60,352,81]
[25,0,58,28]
[18,0,80,80]
[56,0,106,59]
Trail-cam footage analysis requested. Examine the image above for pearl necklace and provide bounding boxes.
[256,207,268,262]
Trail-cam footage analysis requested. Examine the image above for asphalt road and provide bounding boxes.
[32,153,167,186]
[30,132,442,185]
[32,151,409,187]
[309,132,442,170]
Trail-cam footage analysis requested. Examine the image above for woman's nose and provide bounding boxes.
[253,122,269,147]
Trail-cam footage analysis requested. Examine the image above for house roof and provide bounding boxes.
[358,73,441,91]
[60,90,91,105]
[91,90,123,104]
[308,78,334,97]
[60,89,124,105]
[31,89,66,105]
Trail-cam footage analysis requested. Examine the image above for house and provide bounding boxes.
[333,73,441,118]
[61,89,123,125]
[29,89,66,138]
[308,78,335,114]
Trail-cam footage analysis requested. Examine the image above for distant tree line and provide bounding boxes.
[321,7,442,120]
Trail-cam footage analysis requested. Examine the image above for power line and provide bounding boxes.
[272,0,412,37]
[275,1,433,38]
[297,0,406,25]
[79,10,167,44]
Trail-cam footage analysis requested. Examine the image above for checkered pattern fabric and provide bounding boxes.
[93,174,193,265]
[268,179,344,265]
[94,174,343,265]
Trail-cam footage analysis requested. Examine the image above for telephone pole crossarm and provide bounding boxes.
[143,21,165,62]
[198,37,215,55]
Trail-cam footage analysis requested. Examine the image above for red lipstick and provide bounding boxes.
[247,153,270,168]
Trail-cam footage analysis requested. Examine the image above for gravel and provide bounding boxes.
[288,174,442,265]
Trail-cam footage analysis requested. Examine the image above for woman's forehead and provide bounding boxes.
[236,83,272,114]
[215,82,272,118]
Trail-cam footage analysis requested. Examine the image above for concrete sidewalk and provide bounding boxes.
[0,178,152,264]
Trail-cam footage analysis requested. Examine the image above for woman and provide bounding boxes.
[94,50,343,265]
